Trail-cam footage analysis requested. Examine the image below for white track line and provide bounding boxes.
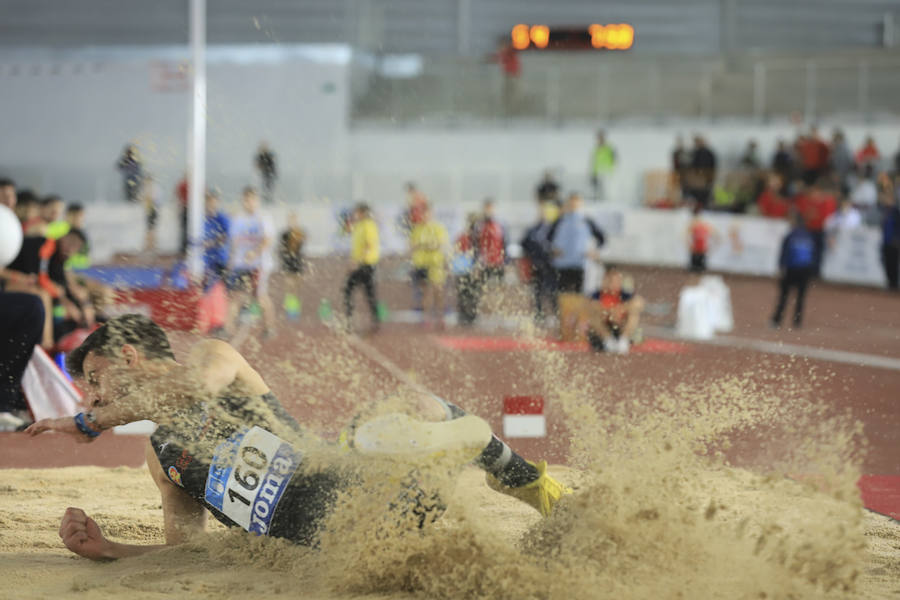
[343,333,435,395]
[644,326,900,372]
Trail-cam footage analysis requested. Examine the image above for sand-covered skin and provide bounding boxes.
[0,464,897,599]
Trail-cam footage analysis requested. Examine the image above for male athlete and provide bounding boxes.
[26,315,568,560]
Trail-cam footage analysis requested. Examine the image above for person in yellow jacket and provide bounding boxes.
[343,203,381,333]
[589,129,616,202]
[410,206,449,328]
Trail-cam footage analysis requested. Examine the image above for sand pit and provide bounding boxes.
[0,463,897,599]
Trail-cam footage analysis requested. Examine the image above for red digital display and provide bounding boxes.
[511,24,635,51]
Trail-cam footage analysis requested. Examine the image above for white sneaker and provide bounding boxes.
[616,337,631,355]
[0,412,26,432]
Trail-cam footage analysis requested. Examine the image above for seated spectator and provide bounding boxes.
[42,195,67,239]
[739,140,761,170]
[17,190,43,235]
[0,178,16,210]
[771,139,795,188]
[64,203,91,268]
[855,136,881,170]
[830,129,854,191]
[582,265,645,355]
[757,174,791,218]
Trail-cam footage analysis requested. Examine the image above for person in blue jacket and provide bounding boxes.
[771,211,817,329]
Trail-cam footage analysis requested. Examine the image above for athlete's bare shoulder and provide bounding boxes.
[186,339,269,396]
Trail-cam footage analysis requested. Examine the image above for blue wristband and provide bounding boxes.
[74,412,102,438]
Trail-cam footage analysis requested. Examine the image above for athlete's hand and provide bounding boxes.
[59,507,112,560]
[25,417,95,442]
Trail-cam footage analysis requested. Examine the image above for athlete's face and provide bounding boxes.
[81,349,138,408]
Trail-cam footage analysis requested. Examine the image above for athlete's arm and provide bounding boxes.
[58,442,207,560]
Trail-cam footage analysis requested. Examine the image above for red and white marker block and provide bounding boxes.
[502,396,546,438]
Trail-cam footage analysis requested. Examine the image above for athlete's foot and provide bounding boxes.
[353,413,492,464]
[485,460,572,517]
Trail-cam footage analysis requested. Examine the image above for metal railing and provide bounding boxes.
[350,51,900,124]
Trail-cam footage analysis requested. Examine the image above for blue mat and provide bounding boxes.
[73,265,189,290]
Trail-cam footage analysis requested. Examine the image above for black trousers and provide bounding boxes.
[882,244,899,291]
[530,265,557,319]
[0,293,45,412]
[344,265,378,321]
[556,268,584,294]
[772,267,813,326]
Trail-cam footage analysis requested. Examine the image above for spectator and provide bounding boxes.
[116,143,143,203]
[0,178,16,210]
[254,142,277,203]
[672,135,691,200]
[475,199,507,283]
[830,129,854,191]
[18,191,43,235]
[771,211,817,329]
[491,41,520,116]
[202,190,230,291]
[583,265,645,355]
[757,174,790,219]
[589,130,617,202]
[175,174,189,257]
[536,170,561,203]
[688,135,717,209]
[521,201,559,323]
[141,174,161,253]
[39,195,65,238]
[0,292,44,430]
[64,203,91,269]
[849,163,879,214]
[279,212,306,321]
[880,188,900,291]
[409,206,449,329]
[855,136,881,170]
[797,127,830,185]
[452,213,479,327]
[225,187,276,338]
[687,202,715,273]
[548,192,605,341]
[343,202,381,333]
[738,140,761,169]
[893,136,900,175]
[771,139,794,188]
[824,196,862,250]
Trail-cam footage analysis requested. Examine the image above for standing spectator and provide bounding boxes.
[797,127,830,185]
[536,170,561,203]
[738,140,761,169]
[343,202,381,333]
[830,130,854,192]
[225,187,276,337]
[880,189,900,291]
[688,135,717,209]
[589,130,617,202]
[202,190,230,290]
[893,136,900,175]
[491,41,521,116]
[254,142,277,203]
[409,206,449,328]
[475,199,507,283]
[824,196,862,250]
[687,202,715,273]
[175,174,189,257]
[771,212,817,329]
[855,136,881,170]
[672,135,691,201]
[771,139,794,189]
[452,213,479,327]
[279,212,306,321]
[850,164,879,217]
[116,144,143,203]
[0,178,16,210]
[521,201,558,322]
[141,174,161,253]
[548,193,605,341]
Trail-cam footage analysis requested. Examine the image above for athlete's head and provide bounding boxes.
[67,314,175,408]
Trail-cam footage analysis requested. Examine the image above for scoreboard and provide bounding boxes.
[510,24,635,51]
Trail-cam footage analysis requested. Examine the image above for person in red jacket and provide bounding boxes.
[795,181,837,276]
[757,174,791,218]
[855,136,881,169]
[475,199,507,281]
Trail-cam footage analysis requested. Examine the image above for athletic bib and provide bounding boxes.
[204,426,302,535]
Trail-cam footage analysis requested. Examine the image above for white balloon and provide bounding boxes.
[0,204,23,268]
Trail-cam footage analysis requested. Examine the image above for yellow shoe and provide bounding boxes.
[486,460,572,517]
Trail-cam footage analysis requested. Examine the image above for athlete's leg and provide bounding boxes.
[255,269,276,333]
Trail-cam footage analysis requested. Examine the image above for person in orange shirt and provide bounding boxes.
[686,202,717,273]
[855,136,881,169]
